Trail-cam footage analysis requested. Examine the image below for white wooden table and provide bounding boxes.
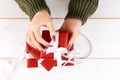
[0,0,120,80]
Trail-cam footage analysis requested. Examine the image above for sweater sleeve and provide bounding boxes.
[15,0,50,20]
[65,0,99,25]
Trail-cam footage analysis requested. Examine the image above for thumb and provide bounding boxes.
[47,23,56,42]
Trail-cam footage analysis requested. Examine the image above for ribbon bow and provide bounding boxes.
[38,32,74,71]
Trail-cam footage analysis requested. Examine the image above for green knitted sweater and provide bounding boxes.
[15,0,99,25]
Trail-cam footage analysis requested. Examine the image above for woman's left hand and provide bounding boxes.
[59,18,82,50]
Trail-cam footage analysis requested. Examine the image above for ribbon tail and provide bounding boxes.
[62,59,74,66]
[5,43,26,80]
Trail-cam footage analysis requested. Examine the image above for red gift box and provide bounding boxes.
[26,30,74,71]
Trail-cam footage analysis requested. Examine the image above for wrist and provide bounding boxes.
[31,10,51,26]
[59,18,82,32]
[63,18,82,30]
[33,10,50,20]
[65,18,82,25]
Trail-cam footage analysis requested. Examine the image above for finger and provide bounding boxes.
[26,32,36,49]
[68,32,79,50]
[29,31,44,51]
[47,23,56,42]
[34,29,52,47]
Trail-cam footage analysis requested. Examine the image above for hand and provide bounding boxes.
[26,10,56,52]
[59,18,82,50]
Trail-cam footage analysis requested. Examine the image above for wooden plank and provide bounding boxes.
[0,19,120,58]
[0,0,120,18]
[82,19,120,58]
[0,59,120,80]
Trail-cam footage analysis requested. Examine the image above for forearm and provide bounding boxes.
[15,0,50,20]
[65,0,99,25]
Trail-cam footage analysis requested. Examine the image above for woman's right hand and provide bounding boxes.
[26,10,56,52]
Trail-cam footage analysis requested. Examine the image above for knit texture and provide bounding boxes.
[65,0,99,25]
[15,0,99,25]
[15,0,50,20]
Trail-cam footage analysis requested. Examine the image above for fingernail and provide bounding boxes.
[41,50,45,54]
[46,45,53,47]
[52,35,56,42]
[33,46,37,50]
[35,47,41,51]
[67,45,72,51]
[64,53,67,55]
[36,48,40,51]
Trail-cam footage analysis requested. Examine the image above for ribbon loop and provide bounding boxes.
[46,40,68,66]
